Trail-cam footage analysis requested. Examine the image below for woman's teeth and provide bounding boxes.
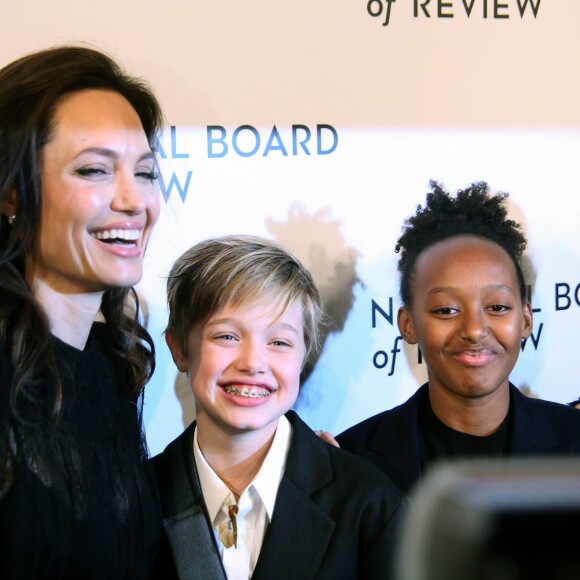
[92,229,140,243]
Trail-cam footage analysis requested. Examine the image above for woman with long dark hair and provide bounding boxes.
[0,45,164,578]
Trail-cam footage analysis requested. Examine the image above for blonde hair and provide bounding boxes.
[166,235,325,364]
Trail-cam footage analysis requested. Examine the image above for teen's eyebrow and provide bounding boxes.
[205,317,234,329]
[270,321,301,336]
[427,284,517,296]
[205,318,301,336]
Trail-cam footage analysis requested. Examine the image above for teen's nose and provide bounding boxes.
[459,307,489,342]
[236,339,268,374]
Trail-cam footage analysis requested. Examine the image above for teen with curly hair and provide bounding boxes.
[337,180,580,495]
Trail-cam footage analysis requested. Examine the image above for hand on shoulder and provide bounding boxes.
[315,429,340,447]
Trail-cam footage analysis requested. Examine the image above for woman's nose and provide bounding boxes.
[111,173,148,215]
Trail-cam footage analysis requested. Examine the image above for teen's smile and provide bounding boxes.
[168,297,306,437]
[398,234,533,399]
[451,348,497,367]
[221,382,275,402]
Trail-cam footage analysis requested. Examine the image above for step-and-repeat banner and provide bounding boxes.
[4,1,579,455]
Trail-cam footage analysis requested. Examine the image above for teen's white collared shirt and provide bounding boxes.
[193,416,292,579]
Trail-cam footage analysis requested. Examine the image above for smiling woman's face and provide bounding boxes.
[26,89,160,294]
[398,235,533,400]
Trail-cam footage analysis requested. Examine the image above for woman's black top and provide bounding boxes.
[0,323,161,579]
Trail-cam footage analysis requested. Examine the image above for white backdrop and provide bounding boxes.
[3,1,579,456]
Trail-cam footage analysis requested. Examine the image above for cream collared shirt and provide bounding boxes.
[193,416,292,580]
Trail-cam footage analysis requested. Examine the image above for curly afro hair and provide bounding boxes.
[396,180,528,306]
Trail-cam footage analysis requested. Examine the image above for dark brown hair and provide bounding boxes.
[0,45,164,423]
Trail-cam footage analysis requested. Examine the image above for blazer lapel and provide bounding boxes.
[509,384,561,453]
[162,504,225,580]
[366,386,426,493]
[154,424,227,580]
[252,412,336,579]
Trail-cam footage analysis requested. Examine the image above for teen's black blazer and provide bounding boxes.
[151,410,407,580]
[337,382,580,495]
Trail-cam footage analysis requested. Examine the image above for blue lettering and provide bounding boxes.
[317,124,338,155]
[157,139,167,159]
[158,126,189,159]
[263,126,288,157]
[170,126,189,158]
[159,171,193,203]
[233,125,260,157]
[388,336,402,376]
[206,124,338,157]
[373,350,389,369]
[292,125,311,155]
[372,298,394,328]
[207,126,228,158]
[555,283,571,311]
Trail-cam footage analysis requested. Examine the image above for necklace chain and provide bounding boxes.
[220,476,252,502]
[218,475,251,549]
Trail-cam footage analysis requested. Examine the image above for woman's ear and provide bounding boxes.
[397,307,418,345]
[165,331,189,373]
[1,190,17,221]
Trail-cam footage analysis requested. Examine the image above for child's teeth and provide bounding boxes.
[224,385,269,398]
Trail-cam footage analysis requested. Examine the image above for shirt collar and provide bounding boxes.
[193,415,292,523]
[252,415,291,519]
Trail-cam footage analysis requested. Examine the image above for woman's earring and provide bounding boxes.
[8,215,15,225]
